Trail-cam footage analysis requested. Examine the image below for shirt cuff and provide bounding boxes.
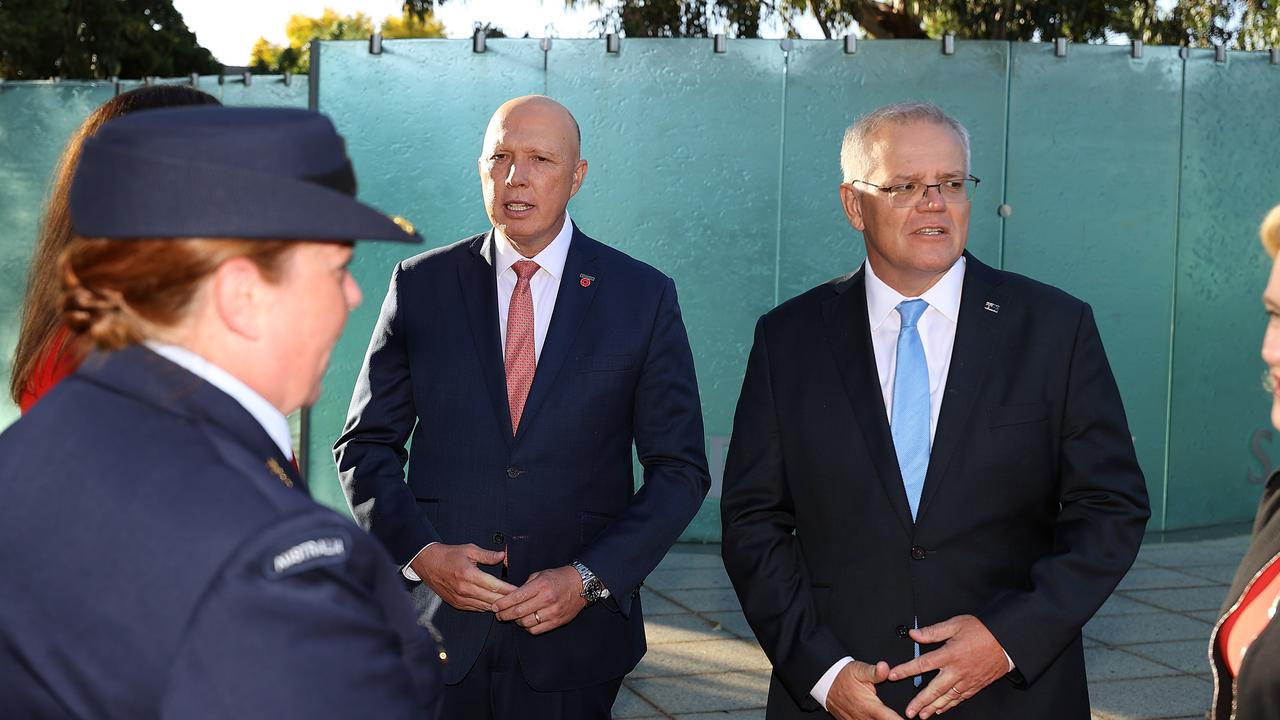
[1005,649,1015,672]
[401,542,436,581]
[811,656,854,709]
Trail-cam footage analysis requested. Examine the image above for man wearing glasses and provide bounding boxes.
[721,102,1149,719]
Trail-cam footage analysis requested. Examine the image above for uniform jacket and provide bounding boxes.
[1210,469,1280,720]
[720,253,1150,718]
[0,344,442,719]
[334,225,710,689]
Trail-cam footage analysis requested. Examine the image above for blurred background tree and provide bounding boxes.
[0,0,218,80]
[249,5,446,74]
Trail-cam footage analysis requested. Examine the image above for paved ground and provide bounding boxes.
[617,533,1253,719]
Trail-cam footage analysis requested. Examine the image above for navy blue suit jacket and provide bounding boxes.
[335,225,710,689]
[0,345,442,719]
[721,254,1150,718]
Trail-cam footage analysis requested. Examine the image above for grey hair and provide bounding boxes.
[839,102,971,183]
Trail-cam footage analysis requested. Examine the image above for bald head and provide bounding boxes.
[478,95,588,256]
[483,95,581,161]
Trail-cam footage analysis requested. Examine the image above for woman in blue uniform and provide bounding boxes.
[0,107,442,719]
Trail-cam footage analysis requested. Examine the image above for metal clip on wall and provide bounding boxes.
[1215,44,1226,63]
[472,28,486,54]
[1131,40,1143,60]
[369,32,383,56]
[942,33,955,56]
[713,34,727,54]
[242,71,251,86]
[606,33,620,54]
[844,35,857,55]
[1054,38,1067,58]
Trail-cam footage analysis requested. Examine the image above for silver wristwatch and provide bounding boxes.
[571,560,609,604]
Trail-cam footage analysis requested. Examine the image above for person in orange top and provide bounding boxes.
[1210,203,1280,719]
[9,85,219,413]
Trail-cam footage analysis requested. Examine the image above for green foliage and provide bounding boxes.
[250,7,446,74]
[0,0,219,79]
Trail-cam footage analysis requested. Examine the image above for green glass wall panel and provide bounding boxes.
[1003,43,1183,530]
[778,39,1009,302]
[306,39,546,513]
[0,82,116,430]
[547,39,784,540]
[1166,49,1280,529]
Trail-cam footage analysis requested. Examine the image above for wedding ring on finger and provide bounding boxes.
[534,610,542,624]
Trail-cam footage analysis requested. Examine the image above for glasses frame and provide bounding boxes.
[852,175,981,207]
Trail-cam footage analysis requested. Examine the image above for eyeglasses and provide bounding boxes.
[852,176,981,208]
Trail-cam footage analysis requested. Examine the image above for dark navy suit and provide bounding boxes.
[0,345,443,719]
[335,226,710,697]
[721,254,1150,718]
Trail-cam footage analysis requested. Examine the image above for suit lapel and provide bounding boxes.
[458,232,515,446]
[915,253,1005,523]
[515,226,600,441]
[822,268,915,535]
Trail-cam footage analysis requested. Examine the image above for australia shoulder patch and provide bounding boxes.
[263,528,351,579]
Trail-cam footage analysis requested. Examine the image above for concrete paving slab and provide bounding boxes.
[629,671,770,715]
[1176,564,1243,584]
[1121,640,1213,676]
[1120,586,1230,613]
[1117,567,1220,591]
[633,638,772,679]
[1088,675,1211,719]
[641,588,689,616]
[657,551,730,571]
[645,567,735,591]
[702,611,757,641]
[1188,610,1222,624]
[1084,612,1213,645]
[614,684,663,718]
[647,612,735,645]
[675,710,766,719]
[1097,593,1162,616]
[661,588,743,614]
[1137,543,1248,568]
[1084,646,1180,681]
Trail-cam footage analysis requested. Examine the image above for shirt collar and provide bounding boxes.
[145,341,294,459]
[491,212,573,281]
[864,254,967,330]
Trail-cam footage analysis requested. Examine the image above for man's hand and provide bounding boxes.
[826,660,902,720]
[886,615,1009,718]
[492,566,588,634]
[411,543,516,612]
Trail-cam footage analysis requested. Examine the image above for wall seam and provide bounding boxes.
[774,48,789,307]
[998,41,1013,270]
[1161,51,1189,534]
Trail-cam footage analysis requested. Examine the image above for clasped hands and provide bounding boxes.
[410,542,588,635]
[827,615,1009,720]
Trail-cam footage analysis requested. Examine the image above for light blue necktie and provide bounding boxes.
[891,299,931,521]
[892,299,931,686]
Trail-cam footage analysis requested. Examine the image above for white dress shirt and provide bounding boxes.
[146,341,293,459]
[809,255,967,709]
[401,213,574,581]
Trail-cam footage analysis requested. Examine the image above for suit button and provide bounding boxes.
[896,624,910,639]
[506,467,521,478]
[911,546,927,560]
[492,532,505,545]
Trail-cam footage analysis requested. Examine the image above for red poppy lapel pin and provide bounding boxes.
[579,274,595,288]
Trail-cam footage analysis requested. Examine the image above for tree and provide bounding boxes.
[532,0,1280,49]
[250,7,447,74]
[0,0,219,79]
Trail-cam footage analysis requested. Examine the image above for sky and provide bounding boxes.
[172,0,822,67]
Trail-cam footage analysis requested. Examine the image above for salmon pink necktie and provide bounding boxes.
[505,260,539,434]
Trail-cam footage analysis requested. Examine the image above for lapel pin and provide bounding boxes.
[579,274,595,288]
[266,458,293,488]
[983,301,1000,314]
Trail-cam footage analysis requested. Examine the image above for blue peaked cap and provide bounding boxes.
[69,106,421,244]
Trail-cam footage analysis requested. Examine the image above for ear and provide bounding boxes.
[568,158,588,199]
[840,182,866,232]
[209,256,271,341]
